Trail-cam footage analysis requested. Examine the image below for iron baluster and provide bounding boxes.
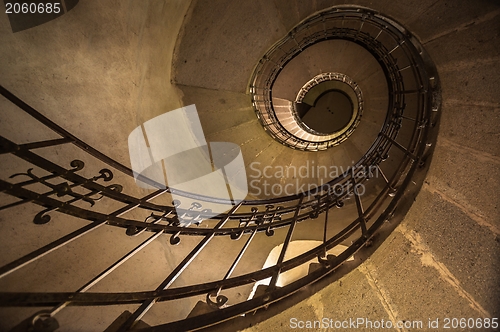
[309,195,322,219]
[268,197,304,290]
[351,168,367,237]
[230,207,258,240]
[206,208,268,309]
[31,229,165,328]
[264,205,282,237]
[381,132,418,160]
[116,202,243,331]
[322,192,331,258]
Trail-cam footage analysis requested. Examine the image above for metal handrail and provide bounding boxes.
[0,5,439,331]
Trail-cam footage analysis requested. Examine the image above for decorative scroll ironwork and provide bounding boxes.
[8,162,118,225]
[0,5,440,331]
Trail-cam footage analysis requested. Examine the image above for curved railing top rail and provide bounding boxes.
[249,6,434,150]
[0,5,440,331]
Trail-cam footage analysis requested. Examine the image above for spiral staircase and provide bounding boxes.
[0,1,499,331]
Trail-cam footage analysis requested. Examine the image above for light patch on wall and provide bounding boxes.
[247,240,354,300]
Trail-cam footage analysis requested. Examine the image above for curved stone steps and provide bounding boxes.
[271,57,313,101]
[315,146,354,179]
[272,39,388,102]
[176,85,255,137]
[342,139,364,167]
[347,115,384,154]
[356,67,389,103]
[244,147,298,199]
[299,39,353,78]
[303,39,385,92]
[362,100,389,126]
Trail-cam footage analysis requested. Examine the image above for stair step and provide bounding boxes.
[273,57,313,101]
[104,311,150,332]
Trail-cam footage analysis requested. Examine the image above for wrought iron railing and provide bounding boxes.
[271,72,364,145]
[0,5,439,331]
[250,6,437,152]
